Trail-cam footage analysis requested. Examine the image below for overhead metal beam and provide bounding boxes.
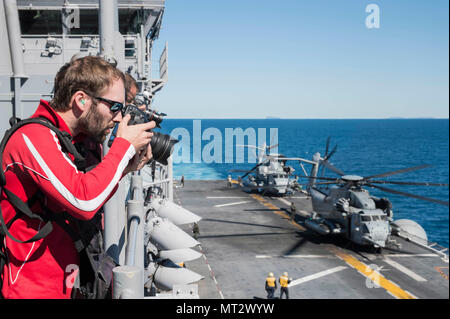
[17,0,165,10]
[4,0,27,78]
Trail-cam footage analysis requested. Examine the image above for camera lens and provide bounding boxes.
[122,104,178,165]
[150,132,179,165]
[148,110,166,128]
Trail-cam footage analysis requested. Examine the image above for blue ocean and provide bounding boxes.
[159,119,449,248]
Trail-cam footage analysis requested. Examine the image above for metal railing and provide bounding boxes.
[112,157,174,298]
[395,229,449,262]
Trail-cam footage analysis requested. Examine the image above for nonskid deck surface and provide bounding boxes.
[174,180,449,299]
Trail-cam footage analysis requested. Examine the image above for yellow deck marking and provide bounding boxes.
[435,267,449,281]
[251,195,417,299]
[250,194,306,231]
[332,249,417,299]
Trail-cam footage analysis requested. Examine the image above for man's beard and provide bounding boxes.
[78,105,112,143]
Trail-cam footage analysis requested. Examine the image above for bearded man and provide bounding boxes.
[0,56,155,298]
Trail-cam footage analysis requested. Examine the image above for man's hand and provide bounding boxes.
[116,114,155,153]
[124,143,152,174]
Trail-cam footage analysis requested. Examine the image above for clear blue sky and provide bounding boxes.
[151,0,449,119]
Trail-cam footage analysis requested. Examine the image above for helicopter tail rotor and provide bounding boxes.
[319,137,342,177]
[319,137,331,178]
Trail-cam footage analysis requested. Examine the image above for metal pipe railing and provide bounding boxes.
[125,217,139,266]
[125,202,142,267]
[114,157,173,298]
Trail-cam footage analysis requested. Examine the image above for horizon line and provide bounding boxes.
[164,117,450,120]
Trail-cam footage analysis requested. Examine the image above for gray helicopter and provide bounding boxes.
[229,143,306,196]
[296,138,449,248]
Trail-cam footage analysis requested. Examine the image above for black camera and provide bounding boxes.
[108,104,178,166]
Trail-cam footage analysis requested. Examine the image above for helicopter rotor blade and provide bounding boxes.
[320,145,339,178]
[241,161,266,179]
[324,137,331,158]
[296,175,340,181]
[325,145,338,161]
[368,180,449,187]
[236,145,266,151]
[269,132,278,150]
[366,183,449,206]
[313,181,340,185]
[363,164,431,180]
[320,160,345,176]
[319,137,331,178]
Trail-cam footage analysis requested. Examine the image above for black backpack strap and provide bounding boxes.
[9,117,21,127]
[0,117,86,185]
[56,130,87,172]
[0,117,87,244]
[1,118,52,186]
[47,209,85,253]
[0,187,84,251]
[0,187,54,244]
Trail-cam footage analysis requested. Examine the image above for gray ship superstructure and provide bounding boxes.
[1,0,167,136]
[0,0,206,298]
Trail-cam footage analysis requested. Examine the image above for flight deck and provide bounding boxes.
[175,180,449,299]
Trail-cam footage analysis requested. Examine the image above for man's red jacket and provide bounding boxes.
[1,100,135,299]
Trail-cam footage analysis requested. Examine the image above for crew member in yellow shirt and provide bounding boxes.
[279,272,291,299]
[265,272,277,299]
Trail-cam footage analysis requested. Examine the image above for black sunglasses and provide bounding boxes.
[94,96,124,113]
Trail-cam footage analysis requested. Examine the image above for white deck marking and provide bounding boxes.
[387,254,439,258]
[214,201,249,208]
[286,255,330,258]
[207,196,249,199]
[288,266,348,288]
[256,254,333,259]
[383,258,427,282]
[276,197,292,206]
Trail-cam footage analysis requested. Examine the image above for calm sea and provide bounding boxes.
[160,119,449,248]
